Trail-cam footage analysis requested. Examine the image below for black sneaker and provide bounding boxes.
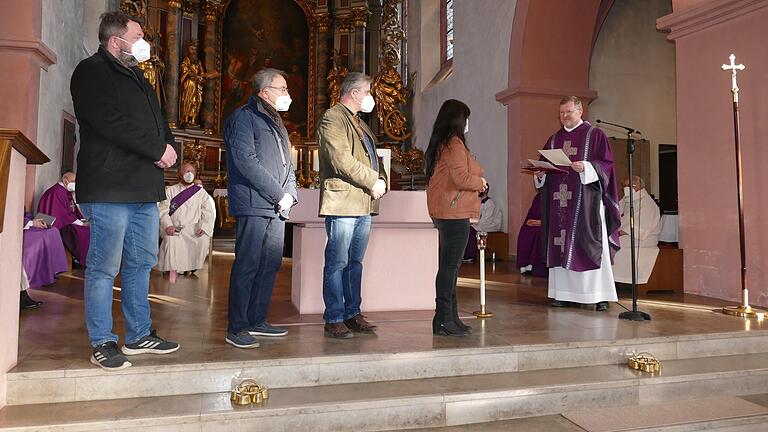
[90,341,131,370]
[121,330,180,355]
[248,322,288,337]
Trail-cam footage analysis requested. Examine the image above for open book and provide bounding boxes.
[522,159,567,173]
[522,148,573,173]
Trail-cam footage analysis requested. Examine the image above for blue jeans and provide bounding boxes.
[322,215,371,323]
[79,203,159,346]
[227,216,285,334]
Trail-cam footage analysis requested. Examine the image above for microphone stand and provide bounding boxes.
[596,119,651,321]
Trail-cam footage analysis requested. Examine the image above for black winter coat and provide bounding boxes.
[71,47,175,203]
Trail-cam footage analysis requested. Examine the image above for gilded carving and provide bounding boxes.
[120,0,147,19]
[371,0,411,141]
[350,7,371,28]
[137,25,165,104]
[326,49,348,108]
[337,15,353,33]
[204,1,223,22]
[314,13,330,33]
[168,0,182,10]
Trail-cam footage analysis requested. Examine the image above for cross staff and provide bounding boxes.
[719,53,766,319]
[721,53,745,102]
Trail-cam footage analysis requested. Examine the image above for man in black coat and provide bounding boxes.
[70,11,180,370]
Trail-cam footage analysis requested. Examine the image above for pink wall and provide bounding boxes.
[0,0,52,408]
[0,152,27,409]
[496,0,606,255]
[658,0,768,305]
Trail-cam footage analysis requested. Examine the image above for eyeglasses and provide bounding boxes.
[266,86,289,95]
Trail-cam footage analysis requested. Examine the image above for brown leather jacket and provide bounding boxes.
[427,136,485,220]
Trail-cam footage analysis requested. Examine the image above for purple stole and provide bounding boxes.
[169,185,202,216]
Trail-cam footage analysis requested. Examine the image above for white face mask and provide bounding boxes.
[464,119,470,134]
[623,186,630,197]
[117,36,151,63]
[274,95,292,112]
[265,88,292,111]
[353,90,376,113]
[66,182,76,192]
[183,172,195,183]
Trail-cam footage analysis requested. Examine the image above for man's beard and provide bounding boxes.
[117,51,138,68]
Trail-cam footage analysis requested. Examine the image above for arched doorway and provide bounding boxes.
[495,0,614,253]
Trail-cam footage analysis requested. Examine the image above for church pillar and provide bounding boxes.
[350,7,369,73]
[164,0,182,129]
[201,0,222,134]
[314,13,330,125]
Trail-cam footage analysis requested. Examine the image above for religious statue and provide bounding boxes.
[326,49,348,107]
[137,26,164,104]
[180,41,219,128]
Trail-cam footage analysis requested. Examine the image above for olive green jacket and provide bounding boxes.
[316,103,387,216]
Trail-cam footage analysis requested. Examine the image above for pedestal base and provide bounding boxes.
[722,305,767,319]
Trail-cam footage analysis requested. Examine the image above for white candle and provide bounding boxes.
[312,150,320,171]
[291,147,298,168]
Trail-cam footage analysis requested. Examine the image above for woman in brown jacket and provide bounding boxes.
[426,100,487,336]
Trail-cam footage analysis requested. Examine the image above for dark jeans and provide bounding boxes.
[322,215,371,323]
[227,215,285,334]
[433,218,470,324]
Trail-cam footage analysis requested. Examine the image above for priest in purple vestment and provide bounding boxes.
[23,212,69,289]
[37,172,90,266]
[534,96,621,311]
[516,192,547,277]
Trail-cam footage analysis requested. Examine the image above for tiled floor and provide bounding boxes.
[14,239,767,373]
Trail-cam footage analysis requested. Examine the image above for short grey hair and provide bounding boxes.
[252,68,287,93]
[340,72,372,97]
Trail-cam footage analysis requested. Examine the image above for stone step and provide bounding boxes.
[2,353,768,431]
[8,330,768,405]
[408,414,768,431]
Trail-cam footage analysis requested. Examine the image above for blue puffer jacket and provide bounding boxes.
[223,96,297,218]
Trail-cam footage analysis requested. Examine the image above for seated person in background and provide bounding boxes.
[21,213,69,309]
[157,163,214,283]
[612,176,662,285]
[516,191,548,277]
[37,172,90,267]
[464,184,502,261]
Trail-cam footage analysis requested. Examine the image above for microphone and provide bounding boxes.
[596,119,642,135]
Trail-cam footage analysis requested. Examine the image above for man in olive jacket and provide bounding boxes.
[317,72,387,339]
[70,12,180,371]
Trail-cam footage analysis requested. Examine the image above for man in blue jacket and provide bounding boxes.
[223,68,298,348]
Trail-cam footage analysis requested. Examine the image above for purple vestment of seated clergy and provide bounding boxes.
[37,183,90,265]
[540,121,621,272]
[516,193,547,277]
[23,212,68,288]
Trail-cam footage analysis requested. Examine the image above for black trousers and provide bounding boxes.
[433,218,470,324]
